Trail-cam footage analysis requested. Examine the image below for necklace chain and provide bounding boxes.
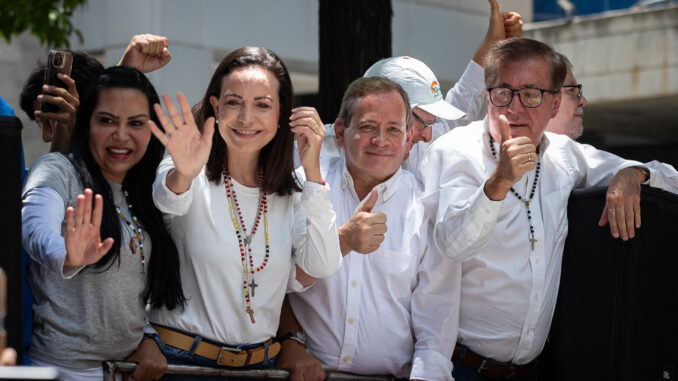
[489,135,541,251]
[224,167,269,324]
[116,186,146,273]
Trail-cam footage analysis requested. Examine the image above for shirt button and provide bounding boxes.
[351,280,358,287]
[529,330,534,336]
[485,209,490,214]
[348,317,355,324]
[342,356,350,363]
[535,294,539,300]
[535,258,540,264]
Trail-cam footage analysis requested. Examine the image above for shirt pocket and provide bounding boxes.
[368,248,417,302]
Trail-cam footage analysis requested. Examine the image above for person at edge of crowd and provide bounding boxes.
[145,46,342,376]
[546,52,678,187]
[0,96,19,367]
[17,34,172,367]
[295,0,523,171]
[21,66,184,381]
[418,37,678,381]
[19,34,171,154]
[279,77,461,381]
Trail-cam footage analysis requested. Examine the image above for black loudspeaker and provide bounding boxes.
[0,115,23,364]
[545,185,678,381]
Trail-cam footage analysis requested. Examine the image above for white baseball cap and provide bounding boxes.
[363,56,465,121]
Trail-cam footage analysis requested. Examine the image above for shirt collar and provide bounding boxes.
[340,159,403,204]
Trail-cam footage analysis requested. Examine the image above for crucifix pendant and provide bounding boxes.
[249,278,258,298]
[529,234,537,251]
[246,306,255,324]
[129,238,137,254]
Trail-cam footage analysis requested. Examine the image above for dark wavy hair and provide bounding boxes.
[193,46,300,195]
[68,66,185,310]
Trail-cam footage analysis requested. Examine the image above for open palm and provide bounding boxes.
[149,93,215,182]
[63,189,114,268]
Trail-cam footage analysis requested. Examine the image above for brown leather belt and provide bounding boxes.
[153,324,281,368]
[452,344,537,380]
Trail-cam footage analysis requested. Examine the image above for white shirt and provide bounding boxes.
[149,156,342,345]
[293,60,487,171]
[418,119,677,364]
[289,157,461,380]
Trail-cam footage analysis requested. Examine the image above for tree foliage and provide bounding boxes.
[0,0,86,48]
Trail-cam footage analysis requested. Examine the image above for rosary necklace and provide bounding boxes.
[116,186,146,273]
[489,135,541,251]
[224,167,269,324]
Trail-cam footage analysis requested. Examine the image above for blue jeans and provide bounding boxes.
[152,329,276,381]
[452,360,541,381]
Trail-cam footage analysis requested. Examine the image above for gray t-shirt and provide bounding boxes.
[22,152,151,369]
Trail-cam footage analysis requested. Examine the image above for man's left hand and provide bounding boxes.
[118,34,171,73]
[598,167,646,241]
[124,338,167,381]
[276,340,326,381]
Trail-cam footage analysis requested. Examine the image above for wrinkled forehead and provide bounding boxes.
[493,57,552,88]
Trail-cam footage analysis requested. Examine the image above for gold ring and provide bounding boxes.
[312,125,318,133]
[527,152,532,161]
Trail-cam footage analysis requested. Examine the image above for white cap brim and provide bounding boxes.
[417,100,466,121]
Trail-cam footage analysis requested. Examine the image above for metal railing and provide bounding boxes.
[103,361,395,380]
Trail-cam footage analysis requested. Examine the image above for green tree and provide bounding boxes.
[0,0,87,48]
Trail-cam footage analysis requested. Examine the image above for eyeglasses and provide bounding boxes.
[562,84,583,101]
[412,110,436,129]
[488,87,558,108]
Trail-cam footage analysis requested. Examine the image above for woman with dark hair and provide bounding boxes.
[22,65,184,380]
[147,46,341,370]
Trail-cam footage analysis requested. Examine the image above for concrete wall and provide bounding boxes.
[524,4,678,140]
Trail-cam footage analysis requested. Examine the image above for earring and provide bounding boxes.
[277,124,280,129]
[215,119,219,124]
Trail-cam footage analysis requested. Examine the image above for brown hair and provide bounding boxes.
[193,46,299,195]
[337,76,413,131]
[484,38,567,91]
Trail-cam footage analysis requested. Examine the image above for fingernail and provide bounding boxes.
[37,95,43,100]
[42,85,48,91]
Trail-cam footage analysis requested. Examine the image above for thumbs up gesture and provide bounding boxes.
[338,189,387,255]
[484,115,537,201]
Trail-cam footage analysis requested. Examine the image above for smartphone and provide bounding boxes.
[41,50,73,113]
[0,267,6,354]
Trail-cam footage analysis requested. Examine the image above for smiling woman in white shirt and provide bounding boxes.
[146,46,342,372]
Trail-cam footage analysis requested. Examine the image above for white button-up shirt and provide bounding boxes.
[289,157,461,380]
[418,118,677,364]
[149,156,341,345]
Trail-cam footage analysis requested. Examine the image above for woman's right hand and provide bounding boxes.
[149,93,215,194]
[63,189,114,269]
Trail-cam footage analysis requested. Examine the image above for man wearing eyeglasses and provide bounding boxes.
[418,38,678,381]
[545,53,587,140]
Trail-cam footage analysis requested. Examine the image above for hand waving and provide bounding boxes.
[149,93,215,194]
[63,189,114,269]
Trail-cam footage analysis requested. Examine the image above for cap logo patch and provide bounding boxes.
[431,81,441,97]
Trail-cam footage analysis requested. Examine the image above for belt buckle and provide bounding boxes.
[216,345,243,365]
[477,359,488,374]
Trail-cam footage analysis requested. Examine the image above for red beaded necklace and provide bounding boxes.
[224,167,269,324]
